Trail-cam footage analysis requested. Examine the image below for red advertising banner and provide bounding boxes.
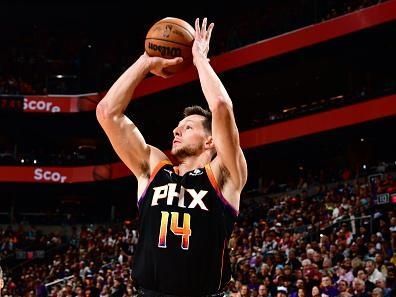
[22,93,101,113]
[240,94,396,148]
[0,162,131,183]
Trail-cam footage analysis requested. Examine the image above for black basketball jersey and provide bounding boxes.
[132,160,238,296]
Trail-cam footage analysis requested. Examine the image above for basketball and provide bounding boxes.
[145,17,195,74]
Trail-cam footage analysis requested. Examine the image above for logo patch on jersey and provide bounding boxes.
[164,169,173,177]
[189,169,203,176]
[151,183,209,211]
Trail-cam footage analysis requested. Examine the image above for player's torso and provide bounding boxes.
[133,161,236,295]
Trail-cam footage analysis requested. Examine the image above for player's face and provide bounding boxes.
[171,115,209,159]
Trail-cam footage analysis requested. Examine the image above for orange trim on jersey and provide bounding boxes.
[150,160,173,181]
[138,160,173,206]
[204,164,239,216]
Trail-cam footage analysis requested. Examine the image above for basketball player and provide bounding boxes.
[96,18,247,296]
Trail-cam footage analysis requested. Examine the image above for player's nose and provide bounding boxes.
[173,126,182,137]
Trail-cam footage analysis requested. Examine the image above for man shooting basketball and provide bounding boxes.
[96,18,247,296]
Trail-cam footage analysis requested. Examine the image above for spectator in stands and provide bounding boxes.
[321,275,339,297]
[374,278,392,297]
[321,257,336,279]
[352,278,369,297]
[297,288,307,297]
[285,249,302,271]
[337,279,350,296]
[240,284,250,297]
[262,231,278,255]
[276,286,288,297]
[257,284,268,297]
[75,286,84,297]
[366,259,385,284]
[337,260,354,285]
[375,253,388,278]
[371,287,384,297]
[356,268,376,293]
[110,277,126,296]
[311,286,321,297]
[84,274,99,297]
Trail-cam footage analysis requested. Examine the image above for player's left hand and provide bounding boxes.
[192,17,214,65]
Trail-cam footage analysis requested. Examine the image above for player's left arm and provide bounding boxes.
[193,18,248,193]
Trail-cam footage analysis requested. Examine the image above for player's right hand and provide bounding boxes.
[143,52,183,78]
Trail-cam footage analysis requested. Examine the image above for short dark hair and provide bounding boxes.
[183,105,212,134]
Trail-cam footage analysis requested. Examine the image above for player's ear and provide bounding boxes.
[204,135,215,150]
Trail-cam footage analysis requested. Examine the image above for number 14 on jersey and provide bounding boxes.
[158,211,192,250]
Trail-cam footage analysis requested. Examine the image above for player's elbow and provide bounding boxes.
[96,100,118,123]
[96,101,110,124]
[211,97,232,116]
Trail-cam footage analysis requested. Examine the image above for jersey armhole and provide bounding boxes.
[137,160,173,207]
[204,163,239,217]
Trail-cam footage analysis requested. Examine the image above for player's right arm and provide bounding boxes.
[96,53,183,180]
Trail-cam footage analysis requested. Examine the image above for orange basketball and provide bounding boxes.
[145,17,195,74]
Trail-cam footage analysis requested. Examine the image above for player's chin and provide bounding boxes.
[171,147,185,160]
[170,147,179,157]
[171,142,183,152]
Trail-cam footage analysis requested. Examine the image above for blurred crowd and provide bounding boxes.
[1,224,138,296]
[0,226,64,261]
[0,160,394,296]
[224,168,396,297]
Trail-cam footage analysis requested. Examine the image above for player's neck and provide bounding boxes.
[177,154,210,175]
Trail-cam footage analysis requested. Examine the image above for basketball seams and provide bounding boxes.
[162,21,195,40]
[147,21,195,41]
[158,17,195,37]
